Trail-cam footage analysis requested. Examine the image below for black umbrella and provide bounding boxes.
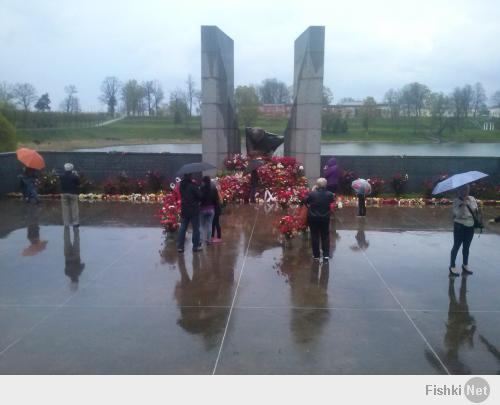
[176,162,216,177]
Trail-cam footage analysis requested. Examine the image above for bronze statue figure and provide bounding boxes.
[245,127,284,156]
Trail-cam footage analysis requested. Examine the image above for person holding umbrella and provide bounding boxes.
[175,162,215,253]
[449,184,479,277]
[352,178,371,217]
[432,171,488,277]
[16,148,45,204]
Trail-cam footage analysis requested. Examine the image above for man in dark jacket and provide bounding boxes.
[306,178,334,261]
[59,163,80,227]
[177,173,202,253]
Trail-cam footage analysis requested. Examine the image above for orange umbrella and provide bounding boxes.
[16,148,45,170]
[22,240,48,256]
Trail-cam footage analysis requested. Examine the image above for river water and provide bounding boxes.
[75,142,500,156]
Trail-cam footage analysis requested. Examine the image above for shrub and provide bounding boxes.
[145,170,165,193]
[36,169,59,194]
[77,172,94,194]
[422,173,449,198]
[0,112,17,152]
[470,181,499,200]
[391,173,408,197]
[339,170,358,195]
[103,172,135,195]
[367,177,385,196]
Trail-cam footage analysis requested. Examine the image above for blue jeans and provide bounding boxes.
[200,209,215,243]
[177,215,201,250]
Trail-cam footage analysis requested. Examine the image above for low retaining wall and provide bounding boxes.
[1,151,498,195]
[0,152,202,195]
[321,155,500,193]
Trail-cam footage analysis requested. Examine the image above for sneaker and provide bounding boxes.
[193,245,203,252]
[177,248,184,253]
[323,256,330,261]
[313,256,320,261]
[462,265,473,275]
[211,237,222,243]
[449,267,460,277]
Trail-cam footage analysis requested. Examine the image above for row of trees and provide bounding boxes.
[0,82,82,113]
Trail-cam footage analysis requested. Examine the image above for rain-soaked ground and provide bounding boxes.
[0,198,499,375]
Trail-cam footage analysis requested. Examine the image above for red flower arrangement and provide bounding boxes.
[158,188,181,233]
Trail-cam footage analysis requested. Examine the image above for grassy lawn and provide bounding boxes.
[16,115,500,150]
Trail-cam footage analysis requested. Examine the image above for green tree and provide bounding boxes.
[360,97,377,130]
[169,90,189,124]
[428,92,453,141]
[0,112,17,152]
[35,93,51,112]
[322,86,333,106]
[384,88,401,120]
[235,85,260,126]
[0,82,14,108]
[99,76,120,116]
[121,80,145,116]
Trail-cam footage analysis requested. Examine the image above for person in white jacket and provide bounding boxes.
[449,185,478,277]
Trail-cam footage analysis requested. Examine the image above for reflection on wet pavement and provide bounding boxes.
[0,199,499,374]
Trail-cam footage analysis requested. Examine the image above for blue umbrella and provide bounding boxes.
[432,171,488,195]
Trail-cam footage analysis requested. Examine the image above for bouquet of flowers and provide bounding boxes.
[158,191,181,233]
[367,177,385,197]
[224,154,249,171]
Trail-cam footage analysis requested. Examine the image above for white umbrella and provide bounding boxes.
[351,178,372,196]
[432,171,489,195]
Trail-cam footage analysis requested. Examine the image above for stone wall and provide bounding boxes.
[321,155,500,193]
[0,152,201,195]
[1,151,498,195]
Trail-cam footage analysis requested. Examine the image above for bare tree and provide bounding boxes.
[99,76,120,116]
[13,83,37,111]
[491,90,500,108]
[151,80,164,116]
[451,84,473,128]
[61,85,80,113]
[0,82,14,107]
[185,74,197,117]
[258,78,290,104]
[384,88,401,119]
[142,80,155,116]
[472,82,487,117]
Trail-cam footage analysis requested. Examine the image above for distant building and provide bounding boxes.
[489,107,500,118]
[258,104,292,118]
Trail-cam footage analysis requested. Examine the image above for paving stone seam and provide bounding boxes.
[0,245,136,360]
[212,205,260,375]
[360,250,451,375]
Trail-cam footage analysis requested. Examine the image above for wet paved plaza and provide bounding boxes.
[0,198,499,374]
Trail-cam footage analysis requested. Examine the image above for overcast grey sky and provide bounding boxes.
[1,0,499,111]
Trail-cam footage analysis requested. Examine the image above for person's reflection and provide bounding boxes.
[350,218,369,252]
[290,260,330,345]
[64,226,85,290]
[443,276,476,374]
[22,204,48,256]
[174,247,234,349]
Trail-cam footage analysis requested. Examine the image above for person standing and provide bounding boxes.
[249,168,259,203]
[19,167,40,204]
[357,193,366,217]
[449,184,478,277]
[177,173,202,253]
[323,157,340,194]
[305,178,334,261]
[199,176,217,246]
[211,179,223,243]
[59,163,80,227]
